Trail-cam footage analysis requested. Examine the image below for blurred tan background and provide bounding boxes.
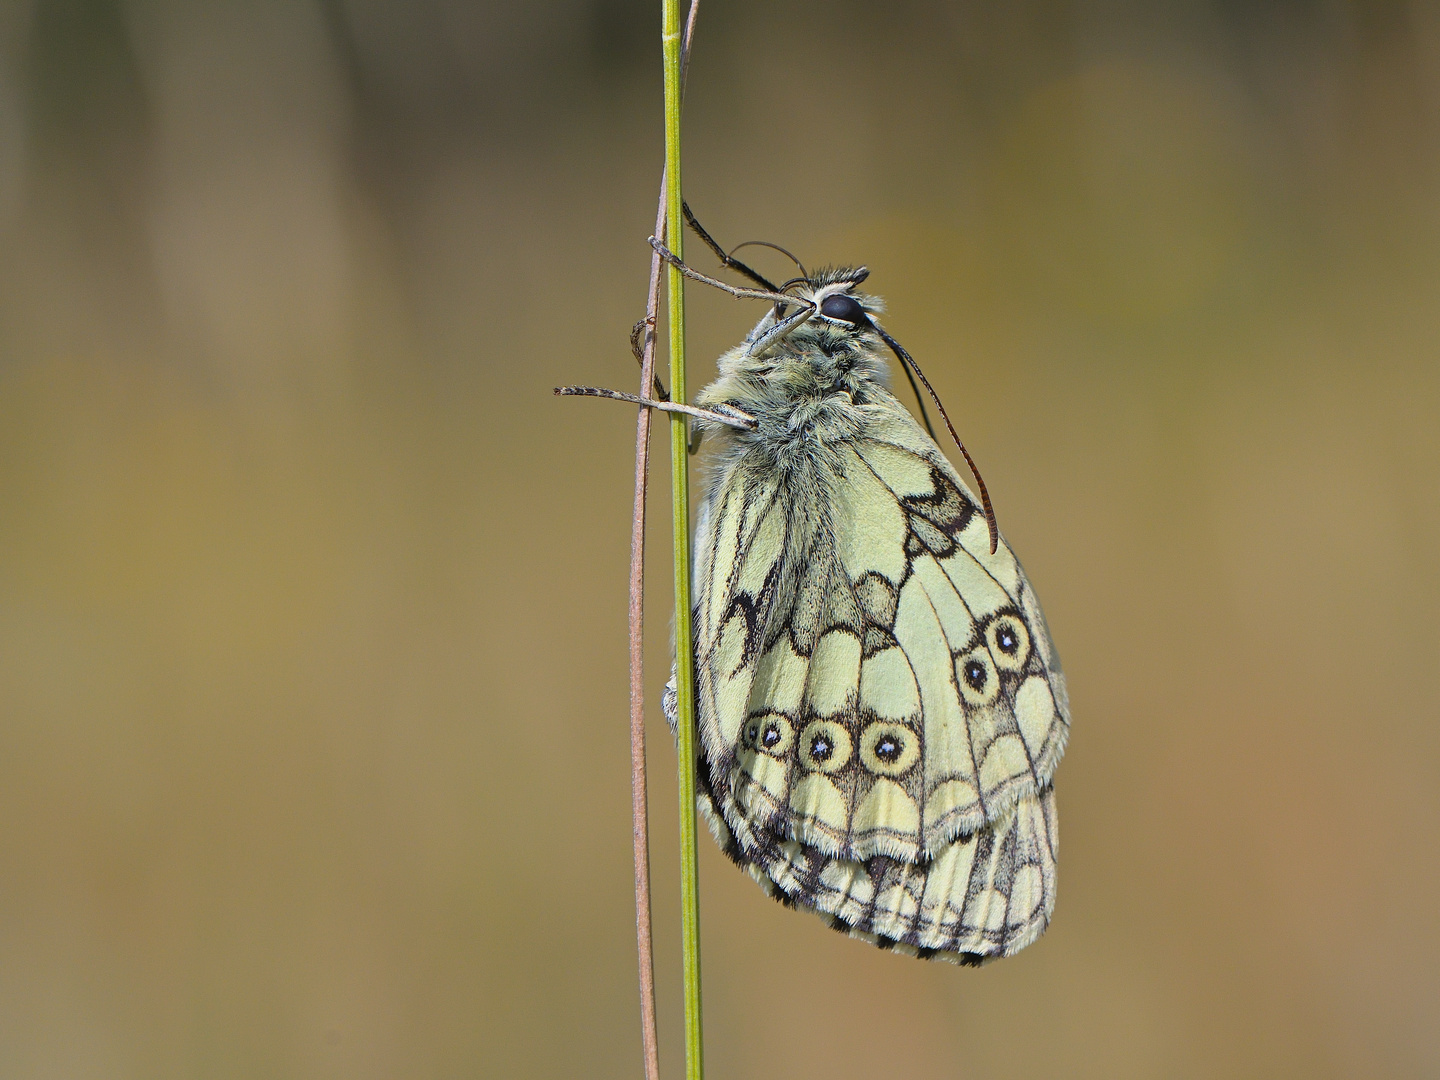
[0,1,1437,1076]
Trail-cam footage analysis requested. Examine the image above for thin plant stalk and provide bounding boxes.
[629,5,698,1080]
[628,196,665,1080]
[661,0,704,1075]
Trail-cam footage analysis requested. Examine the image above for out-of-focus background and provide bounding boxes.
[0,1,1437,1076]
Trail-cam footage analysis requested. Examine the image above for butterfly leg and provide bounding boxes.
[629,317,669,401]
[648,238,814,313]
[553,385,755,431]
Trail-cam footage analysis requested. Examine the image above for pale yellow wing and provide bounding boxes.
[694,768,1057,962]
[691,461,787,768]
[850,421,1070,852]
[696,400,1068,866]
[771,786,1057,961]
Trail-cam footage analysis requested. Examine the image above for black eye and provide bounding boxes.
[819,293,865,325]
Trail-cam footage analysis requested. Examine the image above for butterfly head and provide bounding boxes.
[796,266,875,321]
[704,267,895,426]
[743,267,885,358]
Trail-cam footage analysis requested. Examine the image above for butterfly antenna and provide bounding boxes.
[872,323,999,554]
[682,202,781,291]
[730,240,808,284]
[896,361,939,445]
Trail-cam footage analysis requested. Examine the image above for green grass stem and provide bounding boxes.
[661,0,704,1076]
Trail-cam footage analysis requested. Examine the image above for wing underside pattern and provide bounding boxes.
[701,762,1058,961]
[681,404,1069,961]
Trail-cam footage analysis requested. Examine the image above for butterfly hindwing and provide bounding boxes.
[761,786,1058,959]
[690,750,1058,961]
[692,401,1068,890]
[693,465,786,765]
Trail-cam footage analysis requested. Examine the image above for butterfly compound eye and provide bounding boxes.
[819,292,866,325]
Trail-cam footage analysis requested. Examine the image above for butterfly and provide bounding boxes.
[652,213,1071,964]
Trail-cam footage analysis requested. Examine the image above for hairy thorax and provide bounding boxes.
[697,326,896,480]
